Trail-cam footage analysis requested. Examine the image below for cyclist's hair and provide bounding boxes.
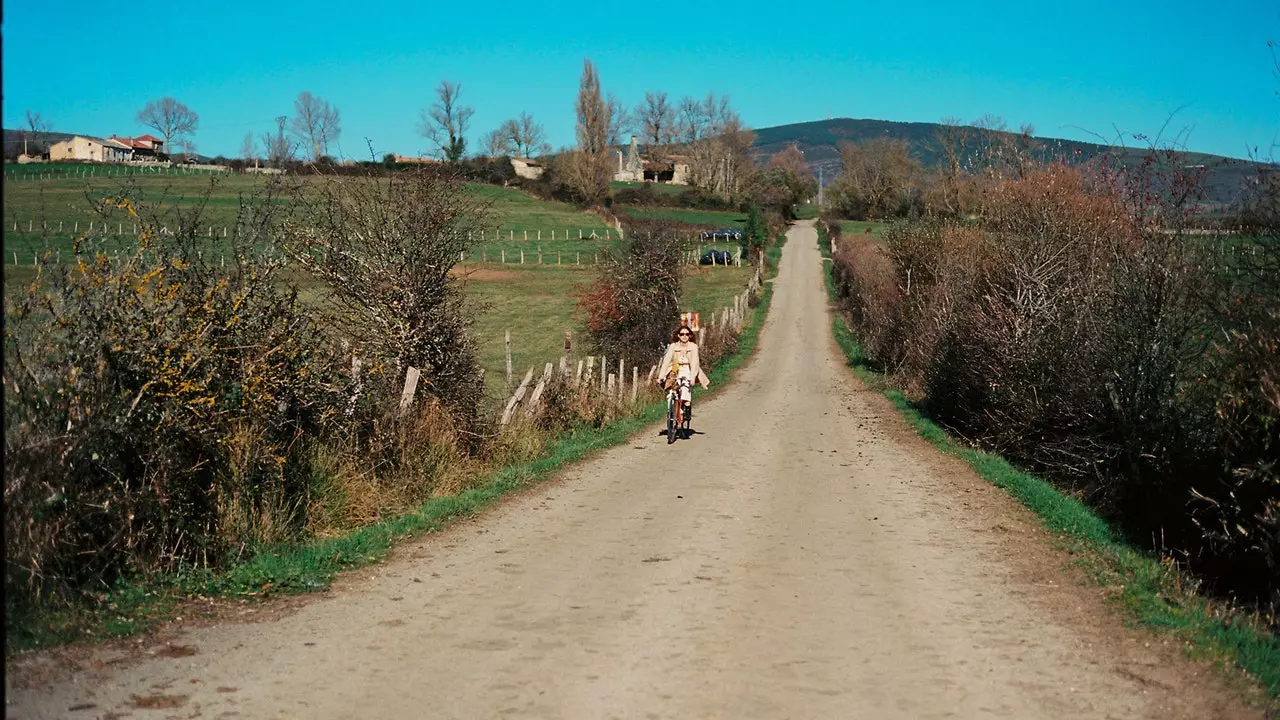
[673,325,695,343]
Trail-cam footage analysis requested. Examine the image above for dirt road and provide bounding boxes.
[6,222,1257,719]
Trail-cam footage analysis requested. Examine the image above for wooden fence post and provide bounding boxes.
[617,357,624,398]
[501,367,536,425]
[563,331,572,375]
[399,366,421,412]
[505,330,513,391]
[575,359,584,386]
[631,366,639,402]
[600,355,607,393]
[584,356,595,388]
[525,363,554,418]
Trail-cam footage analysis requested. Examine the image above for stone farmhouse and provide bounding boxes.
[613,136,689,185]
[510,157,545,180]
[48,134,165,163]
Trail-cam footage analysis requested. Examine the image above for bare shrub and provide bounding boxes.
[576,222,684,366]
[828,231,905,371]
[283,167,487,429]
[829,161,1279,607]
[696,320,740,371]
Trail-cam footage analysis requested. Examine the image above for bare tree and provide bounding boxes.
[686,93,754,199]
[136,97,199,158]
[967,114,1039,179]
[566,59,613,204]
[676,96,708,144]
[261,116,295,169]
[240,132,258,167]
[828,138,920,218]
[702,92,735,133]
[482,127,514,158]
[23,110,50,156]
[291,91,341,161]
[417,80,474,162]
[768,144,812,181]
[502,112,548,158]
[933,117,973,215]
[606,93,632,147]
[635,91,676,146]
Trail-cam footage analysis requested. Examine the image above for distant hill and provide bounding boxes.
[751,118,1262,206]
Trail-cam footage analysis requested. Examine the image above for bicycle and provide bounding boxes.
[665,376,693,444]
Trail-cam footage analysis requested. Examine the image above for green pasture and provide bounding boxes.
[460,262,752,399]
[1,167,610,263]
[609,180,685,196]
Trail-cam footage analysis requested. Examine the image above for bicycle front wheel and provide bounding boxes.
[667,396,677,444]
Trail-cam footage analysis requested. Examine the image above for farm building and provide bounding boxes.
[612,136,689,185]
[49,136,134,163]
[108,134,165,159]
[510,157,545,180]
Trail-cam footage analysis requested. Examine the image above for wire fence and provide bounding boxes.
[3,164,230,182]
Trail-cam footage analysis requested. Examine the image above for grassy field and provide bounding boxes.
[609,180,685,196]
[837,219,888,237]
[4,166,759,403]
[460,262,753,399]
[794,203,820,220]
[1,167,610,263]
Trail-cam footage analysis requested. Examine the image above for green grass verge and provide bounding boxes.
[815,223,1280,703]
[6,242,781,655]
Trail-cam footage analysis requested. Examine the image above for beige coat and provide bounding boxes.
[659,341,710,388]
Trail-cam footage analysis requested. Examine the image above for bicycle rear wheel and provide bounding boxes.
[667,396,677,444]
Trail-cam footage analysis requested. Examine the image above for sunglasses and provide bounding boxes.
[678,332,690,337]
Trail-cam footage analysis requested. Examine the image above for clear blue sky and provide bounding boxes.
[3,0,1277,161]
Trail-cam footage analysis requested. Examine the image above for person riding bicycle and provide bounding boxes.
[657,326,709,408]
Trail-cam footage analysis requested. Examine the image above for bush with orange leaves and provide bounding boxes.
[576,219,684,367]
[829,162,1279,609]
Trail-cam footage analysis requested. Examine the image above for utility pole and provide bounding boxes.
[818,165,824,208]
